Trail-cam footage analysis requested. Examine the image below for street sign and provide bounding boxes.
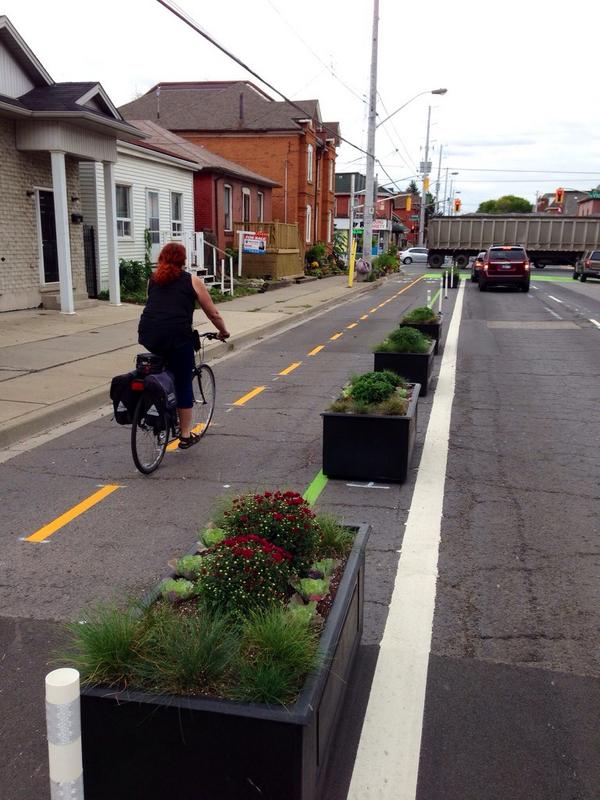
[410,215,419,220]
[419,161,432,174]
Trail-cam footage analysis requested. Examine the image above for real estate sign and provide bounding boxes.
[242,232,268,254]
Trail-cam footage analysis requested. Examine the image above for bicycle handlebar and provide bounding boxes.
[197,331,221,341]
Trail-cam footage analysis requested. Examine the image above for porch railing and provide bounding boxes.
[158,231,234,295]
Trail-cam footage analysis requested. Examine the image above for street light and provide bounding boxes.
[376,88,447,129]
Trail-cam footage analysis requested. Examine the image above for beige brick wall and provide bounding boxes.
[0,118,85,312]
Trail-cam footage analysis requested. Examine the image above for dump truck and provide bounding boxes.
[426,214,600,269]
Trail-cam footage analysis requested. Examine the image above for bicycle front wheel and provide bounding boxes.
[191,364,216,438]
[131,394,168,475]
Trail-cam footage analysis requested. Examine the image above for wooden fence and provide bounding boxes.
[233,221,304,280]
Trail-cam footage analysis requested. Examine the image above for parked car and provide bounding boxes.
[399,247,428,265]
[471,251,487,283]
[573,250,600,282]
[479,246,530,292]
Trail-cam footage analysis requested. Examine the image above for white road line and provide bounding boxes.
[348,283,465,800]
[532,284,540,290]
[589,318,600,329]
[548,295,563,304]
[543,305,562,319]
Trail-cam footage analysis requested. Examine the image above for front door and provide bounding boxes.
[38,190,59,283]
[146,190,160,262]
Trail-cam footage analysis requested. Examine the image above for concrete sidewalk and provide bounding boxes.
[0,275,390,448]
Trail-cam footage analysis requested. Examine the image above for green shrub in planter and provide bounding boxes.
[329,370,409,416]
[402,305,438,323]
[375,325,431,354]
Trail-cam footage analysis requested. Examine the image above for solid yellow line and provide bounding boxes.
[347,322,358,329]
[233,386,266,406]
[308,345,325,356]
[24,485,121,543]
[166,422,206,452]
[279,361,302,376]
[330,332,343,340]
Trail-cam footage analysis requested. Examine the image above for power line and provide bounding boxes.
[155,0,371,157]
[447,166,600,175]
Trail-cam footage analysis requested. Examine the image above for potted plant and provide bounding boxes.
[399,305,442,354]
[322,370,419,483]
[373,326,435,396]
[63,490,369,800]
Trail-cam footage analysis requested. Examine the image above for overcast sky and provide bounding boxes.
[5,0,600,212]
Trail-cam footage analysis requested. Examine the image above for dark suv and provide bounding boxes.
[574,250,600,282]
[479,246,530,292]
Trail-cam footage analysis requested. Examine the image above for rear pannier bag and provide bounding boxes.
[110,371,139,425]
[135,352,165,376]
[143,371,177,424]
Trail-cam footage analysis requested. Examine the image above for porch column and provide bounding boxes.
[50,151,75,314]
[103,161,120,305]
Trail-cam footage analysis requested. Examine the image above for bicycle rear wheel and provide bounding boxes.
[131,394,168,474]
[190,364,215,438]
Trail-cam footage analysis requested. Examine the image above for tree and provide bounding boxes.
[406,180,419,195]
[477,195,533,214]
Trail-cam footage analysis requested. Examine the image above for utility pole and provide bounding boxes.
[362,0,379,262]
[434,144,443,213]
[418,105,432,246]
[347,173,356,265]
[443,167,449,215]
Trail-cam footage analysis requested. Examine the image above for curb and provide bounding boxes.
[0,278,391,451]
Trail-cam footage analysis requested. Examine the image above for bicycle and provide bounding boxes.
[130,332,219,475]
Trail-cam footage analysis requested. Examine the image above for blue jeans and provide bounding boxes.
[165,342,195,409]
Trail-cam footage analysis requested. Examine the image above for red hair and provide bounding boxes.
[152,242,187,285]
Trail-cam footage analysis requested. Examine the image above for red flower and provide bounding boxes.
[272,512,284,521]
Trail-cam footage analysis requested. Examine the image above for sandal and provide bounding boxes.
[178,432,201,450]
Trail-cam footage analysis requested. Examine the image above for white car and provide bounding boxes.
[399,247,428,264]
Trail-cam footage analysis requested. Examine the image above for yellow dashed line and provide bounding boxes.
[330,332,343,340]
[360,314,369,320]
[233,386,266,406]
[167,422,206,452]
[369,307,378,313]
[24,485,121,543]
[347,323,358,329]
[308,345,325,356]
[279,361,302,376]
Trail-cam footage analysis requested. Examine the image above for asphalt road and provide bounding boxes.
[1,267,599,800]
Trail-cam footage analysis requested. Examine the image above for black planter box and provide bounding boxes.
[400,314,442,354]
[374,341,435,396]
[322,384,419,483]
[81,525,370,800]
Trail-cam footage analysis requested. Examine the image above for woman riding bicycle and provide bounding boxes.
[138,242,230,449]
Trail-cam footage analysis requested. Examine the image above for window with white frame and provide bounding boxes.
[171,192,183,237]
[305,204,312,243]
[224,184,232,230]
[146,190,160,244]
[328,160,334,192]
[307,144,314,182]
[242,187,251,224]
[327,210,332,243]
[257,191,264,223]
[116,184,132,238]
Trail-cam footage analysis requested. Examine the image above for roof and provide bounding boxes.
[125,120,279,187]
[0,15,52,87]
[119,81,338,140]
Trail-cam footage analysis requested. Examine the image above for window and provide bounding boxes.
[307,144,314,182]
[305,204,312,243]
[257,191,264,223]
[328,160,334,192]
[170,192,183,237]
[146,190,160,244]
[224,184,232,230]
[327,210,332,243]
[116,184,132,237]
[242,188,251,224]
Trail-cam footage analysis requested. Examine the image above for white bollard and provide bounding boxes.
[444,270,448,299]
[46,668,84,799]
[439,274,443,314]
[426,288,431,309]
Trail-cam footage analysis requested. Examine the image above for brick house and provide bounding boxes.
[126,121,278,254]
[536,190,590,215]
[119,82,340,248]
[334,172,406,255]
[578,189,600,216]
[0,16,142,312]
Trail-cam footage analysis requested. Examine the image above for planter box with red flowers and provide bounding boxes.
[67,490,369,800]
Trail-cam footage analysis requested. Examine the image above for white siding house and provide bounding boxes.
[79,141,196,290]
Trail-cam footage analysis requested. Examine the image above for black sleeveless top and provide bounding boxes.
[138,271,196,355]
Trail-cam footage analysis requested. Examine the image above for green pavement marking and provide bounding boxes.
[429,288,441,306]
[303,469,328,506]
[424,272,469,279]
[531,275,573,282]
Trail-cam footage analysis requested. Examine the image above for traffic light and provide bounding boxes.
[555,187,565,204]
[405,196,412,211]
[453,198,462,212]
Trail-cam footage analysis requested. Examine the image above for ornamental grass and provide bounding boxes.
[402,305,438,323]
[329,370,410,416]
[374,325,431,354]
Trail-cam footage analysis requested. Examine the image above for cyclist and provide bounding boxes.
[138,242,230,449]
